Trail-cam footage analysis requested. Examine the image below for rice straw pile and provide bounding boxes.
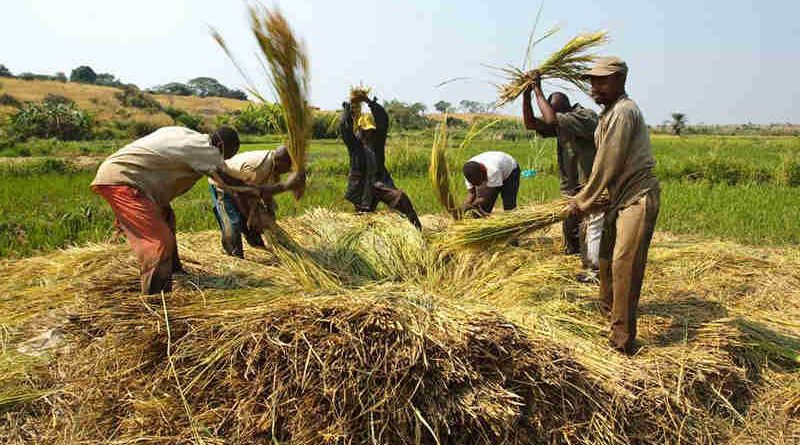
[493,30,609,107]
[1,210,799,444]
[213,7,311,173]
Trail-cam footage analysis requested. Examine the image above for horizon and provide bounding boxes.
[2,0,798,125]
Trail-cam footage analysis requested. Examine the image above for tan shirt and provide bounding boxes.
[209,149,279,186]
[556,104,598,182]
[574,95,659,212]
[92,127,224,207]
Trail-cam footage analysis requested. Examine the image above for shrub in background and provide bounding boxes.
[114,85,162,112]
[10,101,93,141]
[0,93,22,108]
[312,112,340,139]
[42,94,76,107]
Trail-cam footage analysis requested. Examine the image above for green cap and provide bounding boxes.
[584,56,628,77]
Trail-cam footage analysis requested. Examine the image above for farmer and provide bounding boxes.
[340,96,422,230]
[566,57,661,354]
[91,126,252,294]
[522,71,600,265]
[461,151,520,215]
[208,146,305,258]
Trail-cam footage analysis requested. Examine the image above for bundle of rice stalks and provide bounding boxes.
[213,7,311,173]
[492,30,609,107]
[348,84,372,134]
[429,117,461,219]
[440,197,569,250]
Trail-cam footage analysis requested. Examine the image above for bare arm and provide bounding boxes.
[522,73,557,136]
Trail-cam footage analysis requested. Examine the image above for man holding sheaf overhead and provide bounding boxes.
[340,94,422,229]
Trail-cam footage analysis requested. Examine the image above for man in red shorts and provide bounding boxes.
[91,126,246,294]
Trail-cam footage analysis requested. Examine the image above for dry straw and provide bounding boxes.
[491,27,609,107]
[212,7,311,173]
[1,210,800,443]
[440,197,570,250]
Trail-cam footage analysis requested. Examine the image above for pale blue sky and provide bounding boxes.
[2,0,798,124]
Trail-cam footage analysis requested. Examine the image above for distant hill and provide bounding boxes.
[0,77,250,126]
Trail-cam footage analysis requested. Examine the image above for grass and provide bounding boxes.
[0,134,798,258]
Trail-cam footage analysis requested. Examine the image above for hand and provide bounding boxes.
[286,170,307,189]
[342,101,351,111]
[530,69,542,91]
[286,170,307,199]
[564,199,581,217]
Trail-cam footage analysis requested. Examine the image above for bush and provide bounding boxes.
[174,112,203,131]
[161,106,203,131]
[43,94,75,107]
[445,116,467,128]
[312,113,339,139]
[10,102,93,141]
[114,85,162,112]
[225,103,285,135]
[0,93,21,108]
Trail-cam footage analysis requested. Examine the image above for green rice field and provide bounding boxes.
[1,133,798,258]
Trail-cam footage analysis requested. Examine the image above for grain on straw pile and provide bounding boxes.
[492,29,609,107]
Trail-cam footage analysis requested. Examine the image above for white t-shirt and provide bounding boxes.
[464,151,518,188]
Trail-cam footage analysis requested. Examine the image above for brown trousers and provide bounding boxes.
[599,189,660,351]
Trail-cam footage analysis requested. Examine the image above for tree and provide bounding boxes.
[149,82,194,96]
[459,100,487,114]
[382,100,431,130]
[0,64,12,77]
[671,112,687,136]
[54,72,67,83]
[188,77,227,97]
[95,73,123,87]
[434,100,452,113]
[70,66,97,84]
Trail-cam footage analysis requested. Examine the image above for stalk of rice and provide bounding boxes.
[440,198,570,250]
[492,30,609,107]
[348,85,372,134]
[213,7,311,173]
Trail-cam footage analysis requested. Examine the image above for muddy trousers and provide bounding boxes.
[92,185,180,294]
[599,190,660,351]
